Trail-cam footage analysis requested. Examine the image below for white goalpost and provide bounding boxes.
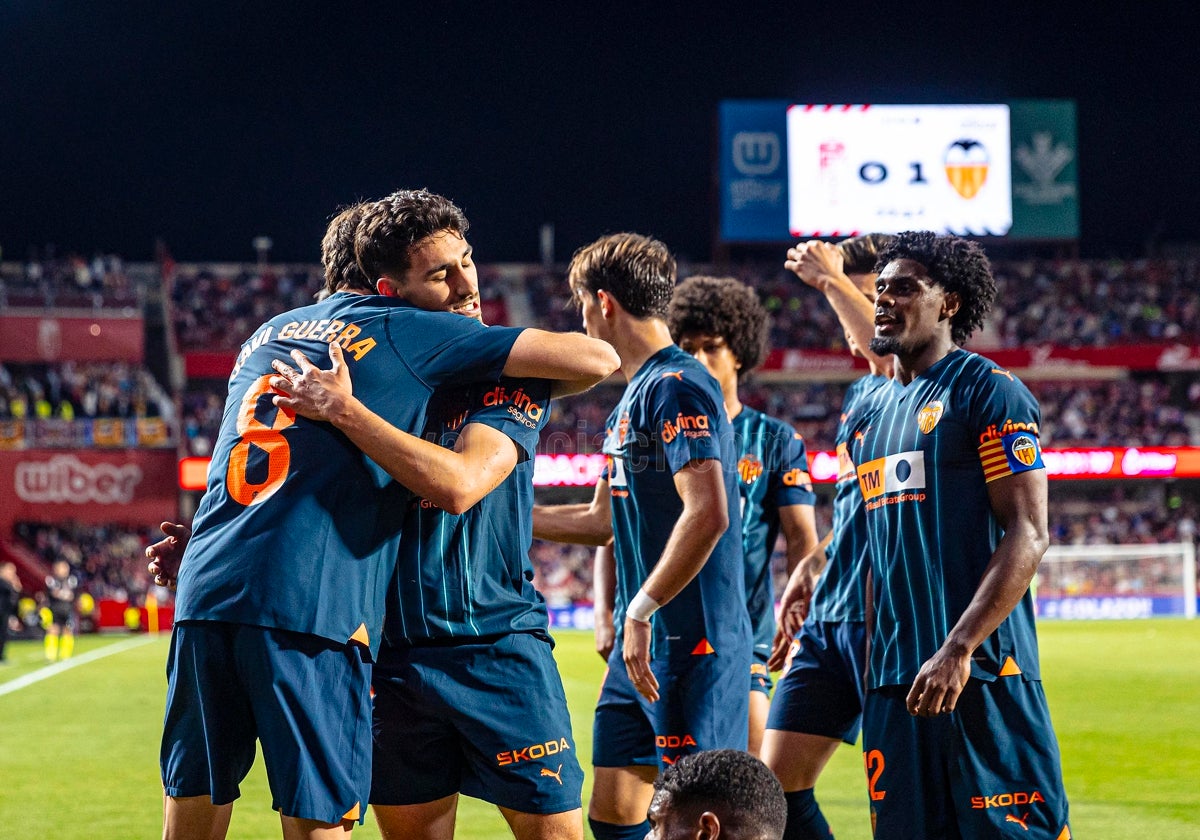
[1036,541,1197,620]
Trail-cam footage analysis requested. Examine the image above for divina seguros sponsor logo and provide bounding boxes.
[14,454,143,504]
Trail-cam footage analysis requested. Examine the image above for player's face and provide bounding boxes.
[678,332,739,394]
[871,258,955,357]
[645,791,692,840]
[395,230,482,321]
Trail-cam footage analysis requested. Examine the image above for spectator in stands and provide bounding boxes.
[0,562,22,663]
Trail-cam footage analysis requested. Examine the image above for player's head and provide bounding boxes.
[667,275,768,387]
[838,233,893,296]
[355,189,482,320]
[870,231,995,356]
[567,232,675,339]
[52,560,70,578]
[321,202,372,295]
[647,750,787,840]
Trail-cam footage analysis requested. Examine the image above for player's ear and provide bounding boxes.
[697,811,721,839]
[597,289,614,318]
[941,291,961,320]
[376,276,402,298]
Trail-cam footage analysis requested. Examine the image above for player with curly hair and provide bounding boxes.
[666,275,819,757]
[646,750,787,840]
[847,231,1071,838]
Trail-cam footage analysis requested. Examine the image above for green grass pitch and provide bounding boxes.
[1,620,1197,838]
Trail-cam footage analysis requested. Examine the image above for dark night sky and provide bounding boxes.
[1,2,1197,264]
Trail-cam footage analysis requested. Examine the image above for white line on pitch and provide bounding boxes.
[0,635,160,698]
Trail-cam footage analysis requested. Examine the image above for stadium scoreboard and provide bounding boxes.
[720,99,1078,242]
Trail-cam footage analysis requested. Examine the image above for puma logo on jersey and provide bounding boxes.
[540,764,564,785]
[991,367,1014,381]
[1006,813,1031,831]
[661,370,684,380]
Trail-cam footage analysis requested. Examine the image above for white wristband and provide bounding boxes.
[626,589,661,623]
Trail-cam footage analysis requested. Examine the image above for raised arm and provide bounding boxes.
[785,241,887,368]
[270,345,518,514]
[623,459,729,702]
[504,329,620,396]
[906,469,1049,717]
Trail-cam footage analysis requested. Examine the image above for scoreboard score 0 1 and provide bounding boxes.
[786,104,1012,237]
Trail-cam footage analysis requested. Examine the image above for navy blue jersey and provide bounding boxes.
[175,292,524,653]
[732,407,816,652]
[385,377,552,644]
[602,345,749,662]
[848,351,1046,688]
[808,374,891,623]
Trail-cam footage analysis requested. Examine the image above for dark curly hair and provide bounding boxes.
[355,189,469,282]
[567,232,675,319]
[653,750,786,840]
[874,231,996,345]
[667,275,768,379]
[321,202,372,294]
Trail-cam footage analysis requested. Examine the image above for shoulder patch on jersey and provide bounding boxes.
[917,400,944,434]
[979,430,1044,482]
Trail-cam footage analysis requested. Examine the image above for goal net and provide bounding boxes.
[1035,541,1197,619]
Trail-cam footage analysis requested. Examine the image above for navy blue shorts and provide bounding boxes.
[592,646,749,770]
[371,633,583,815]
[862,679,1072,839]
[161,621,372,824]
[766,620,866,744]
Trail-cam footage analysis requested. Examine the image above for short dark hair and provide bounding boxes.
[355,189,469,282]
[667,276,769,379]
[875,231,996,345]
[653,750,786,840]
[567,232,675,319]
[838,233,893,276]
[322,202,372,294]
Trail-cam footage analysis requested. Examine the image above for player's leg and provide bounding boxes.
[372,796,458,840]
[44,620,60,661]
[162,795,233,840]
[59,617,75,659]
[748,655,773,756]
[589,652,659,839]
[241,627,373,830]
[763,620,867,840]
[278,814,355,840]
[161,623,258,840]
[499,805,583,840]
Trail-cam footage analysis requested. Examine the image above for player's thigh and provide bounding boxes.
[239,626,373,825]
[760,729,844,791]
[592,651,658,771]
[500,805,584,840]
[372,795,459,840]
[161,622,258,804]
[588,765,658,825]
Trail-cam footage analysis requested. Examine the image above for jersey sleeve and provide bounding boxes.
[768,422,817,507]
[465,378,552,462]
[970,364,1045,483]
[393,310,525,389]
[649,375,725,474]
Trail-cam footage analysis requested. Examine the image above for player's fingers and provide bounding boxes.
[268,375,294,394]
[271,394,299,411]
[271,358,298,379]
[327,341,345,371]
[289,348,317,372]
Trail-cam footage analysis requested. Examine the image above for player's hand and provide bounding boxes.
[906,645,972,717]
[772,557,819,659]
[269,342,353,423]
[767,628,799,673]
[595,611,615,661]
[622,616,659,702]
[145,521,191,591]
[784,240,846,291]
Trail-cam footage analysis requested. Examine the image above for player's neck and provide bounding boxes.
[723,390,743,419]
[612,318,675,381]
[895,338,959,384]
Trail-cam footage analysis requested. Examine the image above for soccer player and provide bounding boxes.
[158,191,618,840]
[759,235,891,840]
[646,750,787,840]
[43,559,79,661]
[267,192,599,840]
[665,275,819,757]
[532,233,751,840]
[849,231,1071,838]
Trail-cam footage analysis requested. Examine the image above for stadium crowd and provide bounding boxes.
[0,361,172,422]
[13,521,161,604]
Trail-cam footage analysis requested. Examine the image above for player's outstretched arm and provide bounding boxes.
[768,530,833,671]
[145,521,192,591]
[906,469,1049,718]
[270,345,518,514]
[623,459,728,702]
[503,329,620,397]
[785,240,887,369]
[532,478,613,546]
